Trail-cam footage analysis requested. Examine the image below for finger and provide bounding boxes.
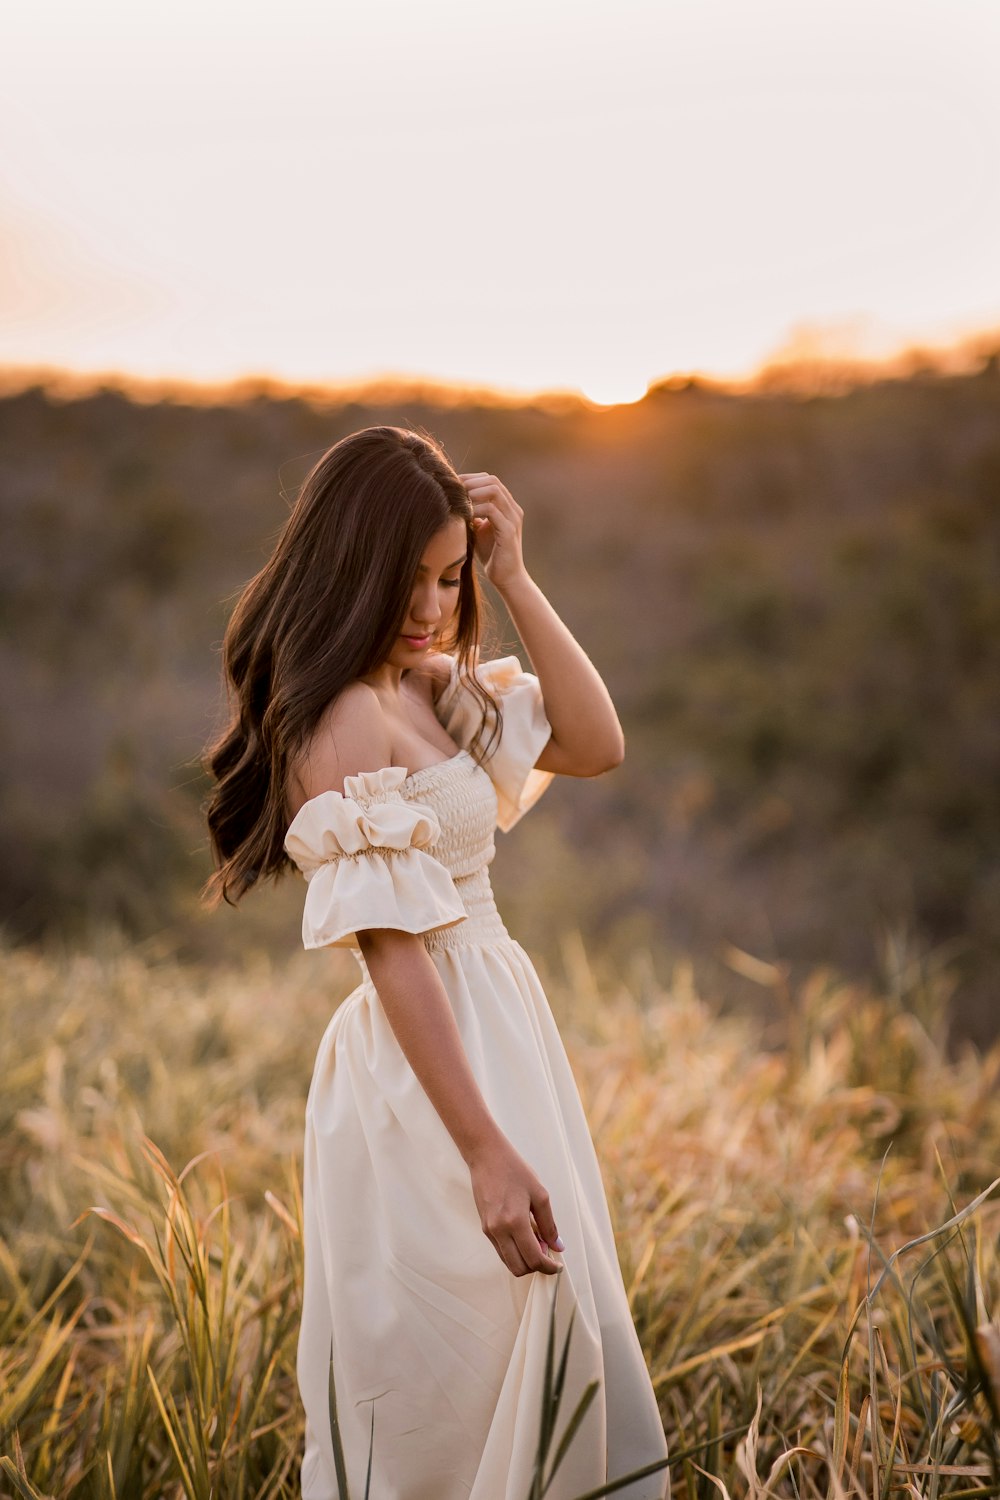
[531,1196,563,1251]
[530,1219,553,1253]
[488,1227,535,1278]
[469,499,508,519]
[530,1212,563,1254]
[496,1233,532,1278]
[463,478,506,496]
[486,1229,512,1271]
[513,1221,563,1275]
[466,482,520,513]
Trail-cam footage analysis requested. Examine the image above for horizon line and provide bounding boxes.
[1,328,999,411]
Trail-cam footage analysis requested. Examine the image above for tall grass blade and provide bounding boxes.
[328,1342,351,1500]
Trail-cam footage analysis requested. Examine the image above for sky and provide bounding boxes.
[2,0,999,405]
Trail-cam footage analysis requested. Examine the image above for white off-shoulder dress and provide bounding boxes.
[284,652,669,1500]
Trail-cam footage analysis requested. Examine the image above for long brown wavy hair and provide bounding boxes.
[200,425,502,909]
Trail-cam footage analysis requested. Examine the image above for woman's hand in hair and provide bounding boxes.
[459,473,529,594]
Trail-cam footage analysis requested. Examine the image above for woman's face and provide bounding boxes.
[393,516,469,662]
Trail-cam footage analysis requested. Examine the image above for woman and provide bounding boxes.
[202,426,669,1500]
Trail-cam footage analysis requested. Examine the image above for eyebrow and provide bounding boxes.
[417,554,467,571]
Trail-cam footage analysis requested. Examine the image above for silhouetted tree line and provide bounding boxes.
[1,360,997,1040]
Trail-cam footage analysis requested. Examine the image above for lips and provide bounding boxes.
[401,633,431,646]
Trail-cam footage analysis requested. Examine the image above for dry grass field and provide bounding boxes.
[1,928,998,1498]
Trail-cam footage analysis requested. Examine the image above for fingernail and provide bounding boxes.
[553,1235,565,1250]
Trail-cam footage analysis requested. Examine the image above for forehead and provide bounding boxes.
[416,517,468,569]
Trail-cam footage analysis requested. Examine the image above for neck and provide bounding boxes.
[359,661,408,694]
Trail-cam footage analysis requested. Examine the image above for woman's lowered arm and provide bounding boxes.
[292,688,565,1279]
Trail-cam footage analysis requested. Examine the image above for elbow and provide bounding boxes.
[581,730,625,776]
[546,725,626,777]
[602,731,626,772]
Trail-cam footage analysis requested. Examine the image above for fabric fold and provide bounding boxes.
[435,651,555,832]
[284,766,468,950]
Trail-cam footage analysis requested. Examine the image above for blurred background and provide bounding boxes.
[2,0,998,1041]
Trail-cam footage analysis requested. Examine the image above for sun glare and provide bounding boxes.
[580,376,650,408]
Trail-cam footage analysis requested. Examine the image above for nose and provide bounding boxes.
[410,579,442,628]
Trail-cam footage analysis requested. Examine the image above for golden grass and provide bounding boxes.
[1,929,997,1498]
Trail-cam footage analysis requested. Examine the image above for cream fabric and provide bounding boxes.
[285,772,469,951]
[285,654,669,1500]
[434,648,557,832]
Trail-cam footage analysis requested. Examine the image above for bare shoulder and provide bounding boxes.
[287,681,394,812]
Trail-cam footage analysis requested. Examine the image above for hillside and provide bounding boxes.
[1,364,998,1037]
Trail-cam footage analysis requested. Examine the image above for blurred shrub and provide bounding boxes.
[1,362,998,1038]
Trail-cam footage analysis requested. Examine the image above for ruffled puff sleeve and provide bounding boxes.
[283,767,468,951]
[435,651,555,832]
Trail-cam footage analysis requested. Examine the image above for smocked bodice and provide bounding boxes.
[364,748,509,962]
[400,748,499,880]
[283,651,556,966]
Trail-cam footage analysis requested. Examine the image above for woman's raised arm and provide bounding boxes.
[462,472,626,777]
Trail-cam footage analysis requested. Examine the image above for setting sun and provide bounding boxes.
[580,376,651,408]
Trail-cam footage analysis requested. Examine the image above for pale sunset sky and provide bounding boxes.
[2,0,998,405]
